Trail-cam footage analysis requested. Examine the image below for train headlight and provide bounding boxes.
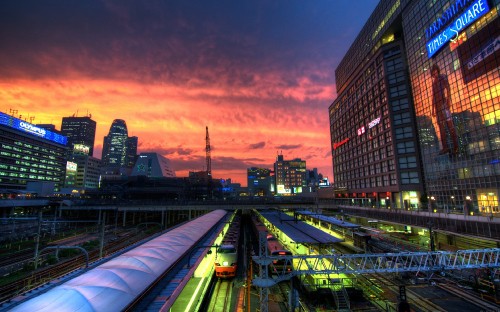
[215,263,220,266]
[223,261,229,266]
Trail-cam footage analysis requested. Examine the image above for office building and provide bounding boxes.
[69,155,101,190]
[130,153,176,178]
[0,111,68,192]
[329,0,499,213]
[60,115,96,156]
[247,167,273,196]
[126,136,138,168]
[274,154,307,195]
[101,119,137,169]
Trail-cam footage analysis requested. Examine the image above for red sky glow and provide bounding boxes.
[0,0,379,186]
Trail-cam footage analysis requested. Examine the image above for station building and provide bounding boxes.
[329,0,499,213]
[0,112,68,192]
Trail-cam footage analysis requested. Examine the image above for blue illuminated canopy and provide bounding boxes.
[0,112,67,145]
[426,0,489,58]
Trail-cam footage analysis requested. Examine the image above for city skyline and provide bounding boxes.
[0,0,378,185]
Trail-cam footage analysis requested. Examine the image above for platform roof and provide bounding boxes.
[259,211,342,244]
[297,210,360,229]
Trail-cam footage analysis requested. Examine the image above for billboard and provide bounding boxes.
[457,17,500,83]
[0,112,67,145]
[73,144,90,155]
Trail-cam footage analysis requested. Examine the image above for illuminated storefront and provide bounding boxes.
[0,112,68,192]
[329,0,499,213]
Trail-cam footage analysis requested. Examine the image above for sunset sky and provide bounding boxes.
[0,0,378,186]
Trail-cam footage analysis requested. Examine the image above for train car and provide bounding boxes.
[8,210,227,312]
[267,234,293,275]
[214,214,240,278]
[251,213,293,275]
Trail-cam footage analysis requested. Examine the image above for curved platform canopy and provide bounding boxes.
[9,209,227,312]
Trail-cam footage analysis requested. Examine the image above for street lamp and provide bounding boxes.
[451,196,455,213]
[430,196,436,213]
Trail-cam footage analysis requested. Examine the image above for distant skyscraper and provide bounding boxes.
[274,154,306,195]
[126,136,138,168]
[247,167,273,196]
[101,119,137,168]
[61,115,96,156]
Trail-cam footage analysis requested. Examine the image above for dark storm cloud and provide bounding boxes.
[249,141,266,149]
[0,0,378,86]
[141,146,194,156]
[276,144,302,150]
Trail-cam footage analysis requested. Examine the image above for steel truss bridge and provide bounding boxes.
[252,248,500,312]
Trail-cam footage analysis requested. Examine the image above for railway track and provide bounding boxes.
[207,279,232,312]
[373,273,446,312]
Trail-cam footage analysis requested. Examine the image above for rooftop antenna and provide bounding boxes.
[205,126,211,176]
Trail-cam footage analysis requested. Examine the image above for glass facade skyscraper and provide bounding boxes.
[329,0,499,213]
[101,119,137,169]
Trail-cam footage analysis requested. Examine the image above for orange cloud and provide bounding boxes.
[1,76,333,185]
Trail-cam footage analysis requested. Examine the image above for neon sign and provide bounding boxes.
[333,138,349,150]
[19,121,46,136]
[357,126,365,136]
[66,161,77,172]
[368,116,381,129]
[0,112,67,145]
[426,0,489,58]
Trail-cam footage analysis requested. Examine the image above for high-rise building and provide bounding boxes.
[329,0,499,213]
[130,153,176,178]
[247,167,273,196]
[126,136,138,168]
[60,115,96,156]
[101,119,137,169]
[0,111,68,192]
[274,154,307,195]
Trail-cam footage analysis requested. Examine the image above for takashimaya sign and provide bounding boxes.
[426,0,489,58]
[333,138,349,150]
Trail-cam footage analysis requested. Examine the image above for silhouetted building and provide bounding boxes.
[247,167,273,196]
[61,115,96,156]
[101,119,137,169]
